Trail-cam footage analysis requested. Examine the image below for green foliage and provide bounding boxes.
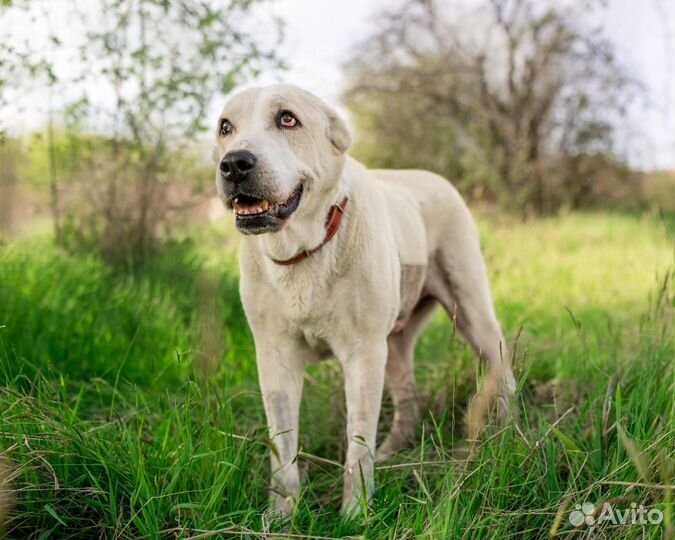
[16,130,113,189]
[0,0,281,264]
[7,128,216,265]
[0,213,673,537]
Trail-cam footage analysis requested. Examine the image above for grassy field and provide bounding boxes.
[0,211,673,539]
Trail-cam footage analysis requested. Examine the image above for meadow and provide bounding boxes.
[0,211,673,539]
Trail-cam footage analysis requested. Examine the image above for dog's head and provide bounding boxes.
[214,84,351,235]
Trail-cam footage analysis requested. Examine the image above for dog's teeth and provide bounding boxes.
[234,200,270,216]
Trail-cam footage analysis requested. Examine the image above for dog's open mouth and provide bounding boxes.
[231,184,303,233]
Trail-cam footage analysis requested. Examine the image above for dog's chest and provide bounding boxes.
[272,270,333,323]
[270,270,353,354]
[283,288,338,360]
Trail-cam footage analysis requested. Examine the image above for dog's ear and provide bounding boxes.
[325,109,351,154]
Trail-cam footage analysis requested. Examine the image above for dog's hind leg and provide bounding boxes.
[429,230,516,424]
[376,296,437,461]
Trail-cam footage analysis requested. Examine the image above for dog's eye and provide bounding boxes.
[219,119,234,136]
[278,111,299,129]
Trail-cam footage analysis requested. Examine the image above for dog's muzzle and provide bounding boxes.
[218,150,304,234]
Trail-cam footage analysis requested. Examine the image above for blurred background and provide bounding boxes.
[1,0,674,258]
[1,1,674,537]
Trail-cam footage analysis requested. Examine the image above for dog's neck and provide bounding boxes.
[258,188,350,263]
[253,161,356,264]
[269,197,349,265]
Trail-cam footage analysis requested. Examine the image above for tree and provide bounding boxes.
[0,0,281,262]
[344,0,640,213]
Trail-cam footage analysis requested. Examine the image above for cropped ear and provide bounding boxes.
[325,109,352,153]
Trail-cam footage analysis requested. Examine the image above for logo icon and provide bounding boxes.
[569,502,596,527]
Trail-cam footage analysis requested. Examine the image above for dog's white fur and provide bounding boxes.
[215,84,516,515]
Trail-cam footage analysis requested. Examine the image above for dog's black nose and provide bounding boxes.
[220,150,257,182]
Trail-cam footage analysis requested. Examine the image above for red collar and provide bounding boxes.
[270,197,349,266]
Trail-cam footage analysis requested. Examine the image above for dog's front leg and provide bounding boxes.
[256,340,309,515]
[339,340,387,517]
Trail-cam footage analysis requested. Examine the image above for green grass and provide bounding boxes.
[0,212,673,539]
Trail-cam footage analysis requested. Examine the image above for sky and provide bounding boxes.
[2,0,674,170]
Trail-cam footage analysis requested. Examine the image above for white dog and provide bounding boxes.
[214,84,516,516]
